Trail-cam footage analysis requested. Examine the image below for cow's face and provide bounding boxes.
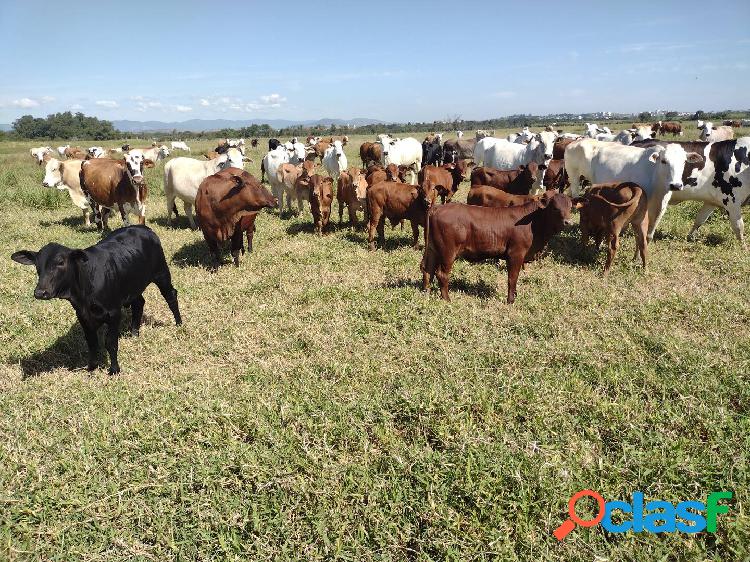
[650,144,703,191]
[159,145,170,158]
[11,243,84,300]
[332,140,344,158]
[124,150,151,184]
[584,123,599,137]
[633,126,655,141]
[539,192,574,228]
[226,148,244,169]
[536,131,558,164]
[42,159,63,188]
[698,122,714,141]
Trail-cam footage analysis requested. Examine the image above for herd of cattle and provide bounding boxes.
[11,120,750,374]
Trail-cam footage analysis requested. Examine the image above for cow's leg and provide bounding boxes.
[632,221,648,269]
[230,228,244,267]
[410,220,421,249]
[246,225,255,253]
[506,253,524,304]
[76,311,99,371]
[102,207,111,230]
[184,202,197,229]
[82,208,91,227]
[349,205,358,230]
[368,208,382,251]
[129,295,145,336]
[647,191,673,242]
[166,192,176,224]
[436,256,455,301]
[421,248,437,293]
[727,204,747,249]
[104,311,122,375]
[338,200,344,225]
[206,239,221,270]
[687,203,717,240]
[604,232,619,276]
[153,271,182,326]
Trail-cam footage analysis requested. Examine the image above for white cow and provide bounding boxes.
[322,140,348,182]
[56,145,70,158]
[42,158,90,225]
[285,140,307,164]
[456,131,463,139]
[583,123,600,138]
[558,132,582,140]
[697,122,734,142]
[170,141,191,152]
[473,136,505,166]
[671,137,750,247]
[87,146,107,159]
[30,146,53,164]
[263,145,291,211]
[163,152,238,228]
[227,138,246,155]
[378,135,422,183]
[139,145,170,162]
[506,126,535,144]
[484,130,558,170]
[564,139,703,240]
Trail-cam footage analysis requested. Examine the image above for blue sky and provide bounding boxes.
[1,0,748,124]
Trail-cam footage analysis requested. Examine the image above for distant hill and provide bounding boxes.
[112,118,386,133]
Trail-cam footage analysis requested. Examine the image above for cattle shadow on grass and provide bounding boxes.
[173,238,215,268]
[38,215,91,232]
[384,276,497,299]
[149,215,196,231]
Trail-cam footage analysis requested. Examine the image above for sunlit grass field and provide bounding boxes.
[1,124,749,560]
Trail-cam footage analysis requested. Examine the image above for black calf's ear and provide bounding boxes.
[11,250,37,265]
[69,249,88,263]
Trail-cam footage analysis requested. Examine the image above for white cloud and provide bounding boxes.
[174,105,193,112]
[199,98,210,106]
[259,93,286,107]
[13,97,40,108]
[40,95,55,103]
[95,100,119,108]
[70,103,84,110]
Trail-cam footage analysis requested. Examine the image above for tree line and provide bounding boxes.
[9,112,119,140]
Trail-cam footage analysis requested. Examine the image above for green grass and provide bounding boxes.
[0,130,749,561]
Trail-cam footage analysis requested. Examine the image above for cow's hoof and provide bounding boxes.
[108,367,121,376]
[87,362,98,372]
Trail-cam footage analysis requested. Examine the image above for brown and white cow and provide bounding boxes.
[42,158,91,225]
[337,168,368,228]
[79,150,154,229]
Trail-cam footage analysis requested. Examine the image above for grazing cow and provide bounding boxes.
[697,122,734,142]
[421,192,573,302]
[262,145,291,211]
[31,146,53,165]
[337,168,368,227]
[42,158,91,225]
[378,135,422,183]
[418,159,471,203]
[322,140,348,182]
[575,182,648,274]
[195,168,277,267]
[308,174,334,235]
[470,163,542,195]
[360,141,383,168]
[170,141,190,152]
[442,137,477,163]
[56,145,70,158]
[564,139,703,240]
[467,185,541,208]
[366,180,437,250]
[422,137,444,166]
[80,149,155,229]
[139,145,170,162]
[723,120,741,128]
[87,146,107,159]
[163,151,240,228]
[11,225,182,374]
[542,159,568,192]
[655,121,683,137]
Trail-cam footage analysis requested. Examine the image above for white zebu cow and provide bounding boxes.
[558,132,582,140]
[284,140,307,164]
[171,141,191,152]
[322,140,348,182]
[87,146,107,159]
[378,135,422,183]
[56,145,70,158]
[263,145,291,211]
[138,145,170,163]
[483,130,558,171]
[506,126,535,144]
[163,150,241,228]
[697,122,734,142]
[564,139,703,240]
[473,136,505,166]
[42,158,90,225]
[671,137,750,247]
[31,146,53,164]
[227,138,246,155]
[583,123,600,138]
[456,131,464,139]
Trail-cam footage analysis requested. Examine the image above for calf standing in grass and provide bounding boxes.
[466,185,541,208]
[575,182,649,275]
[195,168,278,268]
[421,192,573,302]
[419,159,471,203]
[309,174,334,235]
[366,181,437,250]
[11,225,182,375]
[337,168,368,228]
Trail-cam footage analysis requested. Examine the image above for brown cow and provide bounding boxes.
[251,139,259,148]
[79,150,155,230]
[204,151,220,160]
[723,119,742,128]
[64,146,85,159]
[552,137,577,160]
[418,159,471,203]
[307,174,334,235]
[194,167,277,268]
[654,121,682,137]
[337,168,368,228]
[366,181,437,250]
[542,159,568,191]
[442,137,476,163]
[366,163,405,186]
[466,185,541,208]
[360,141,383,168]
[420,192,573,302]
[470,163,540,195]
[575,182,648,275]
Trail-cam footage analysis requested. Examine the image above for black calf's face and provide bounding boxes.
[11,243,81,300]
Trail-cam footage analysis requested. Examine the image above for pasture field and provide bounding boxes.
[1,126,749,561]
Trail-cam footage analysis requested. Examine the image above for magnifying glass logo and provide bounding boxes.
[553,489,605,541]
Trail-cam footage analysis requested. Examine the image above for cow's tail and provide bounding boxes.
[588,190,640,208]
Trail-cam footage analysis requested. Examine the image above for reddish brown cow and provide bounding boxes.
[293,160,316,210]
[654,121,682,136]
[194,167,277,268]
[575,182,648,275]
[366,181,437,250]
[418,159,471,203]
[251,139,259,148]
[360,142,383,168]
[542,159,568,191]
[365,163,404,186]
[552,138,577,160]
[470,163,540,195]
[79,152,155,230]
[64,146,83,159]
[337,168,368,227]
[420,192,573,302]
[466,185,541,208]
[309,174,334,235]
